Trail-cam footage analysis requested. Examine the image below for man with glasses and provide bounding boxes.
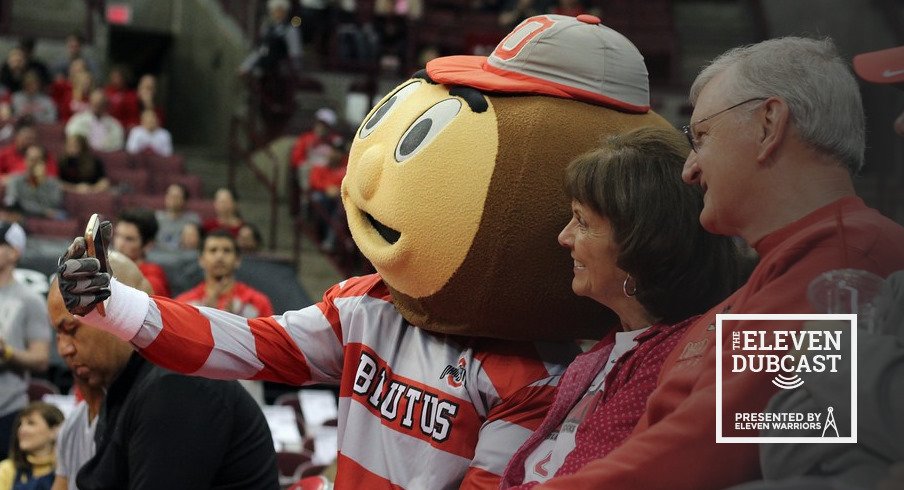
[523,37,904,489]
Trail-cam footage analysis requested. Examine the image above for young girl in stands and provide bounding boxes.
[0,401,64,490]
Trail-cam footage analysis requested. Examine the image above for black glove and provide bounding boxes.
[57,221,113,316]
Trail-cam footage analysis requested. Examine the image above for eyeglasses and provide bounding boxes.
[681,97,767,152]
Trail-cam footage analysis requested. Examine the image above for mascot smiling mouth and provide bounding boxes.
[365,212,401,244]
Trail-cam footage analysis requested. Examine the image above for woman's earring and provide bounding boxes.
[623,275,637,297]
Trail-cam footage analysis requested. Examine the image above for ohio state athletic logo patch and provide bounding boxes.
[440,357,467,388]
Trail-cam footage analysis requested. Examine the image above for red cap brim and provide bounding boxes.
[426,55,649,113]
[853,46,904,85]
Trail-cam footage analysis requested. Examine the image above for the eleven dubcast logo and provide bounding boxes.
[717,314,856,443]
[731,330,842,389]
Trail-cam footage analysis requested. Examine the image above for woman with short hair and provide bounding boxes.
[501,127,749,488]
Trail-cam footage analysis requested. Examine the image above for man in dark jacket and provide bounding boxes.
[49,249,278,490]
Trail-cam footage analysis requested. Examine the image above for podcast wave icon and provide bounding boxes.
[772,374,805,390]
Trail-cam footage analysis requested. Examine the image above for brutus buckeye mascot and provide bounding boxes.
[57,14,676,489]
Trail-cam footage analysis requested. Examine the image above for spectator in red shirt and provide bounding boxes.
[289,107,339,217]
[113,208,171,297]
[308,135,348,250]
[175,229,272,404]
[175,229,273,319]
[51,58,93,122]
[0,118,58,183]
[289,107,339,170]
[104,66,139,130]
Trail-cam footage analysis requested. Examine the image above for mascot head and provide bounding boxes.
[342,14,675,340]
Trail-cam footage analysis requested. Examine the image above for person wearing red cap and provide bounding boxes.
[853,45,904,137]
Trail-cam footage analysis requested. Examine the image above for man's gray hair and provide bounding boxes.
[690,37,865,174]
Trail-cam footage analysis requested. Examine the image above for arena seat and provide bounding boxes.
[276,451,312,487]
[106,166,149,193]
[27,378,61,402]
[63,190,117,227]
[24,217,80,239]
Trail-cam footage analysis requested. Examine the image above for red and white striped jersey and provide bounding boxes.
[106,273,579,489]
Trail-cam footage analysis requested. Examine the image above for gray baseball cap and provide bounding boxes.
[427,14,650,113]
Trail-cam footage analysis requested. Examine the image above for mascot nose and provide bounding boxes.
[355,145,384,201]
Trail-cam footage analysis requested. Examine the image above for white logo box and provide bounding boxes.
[715,313,857,444]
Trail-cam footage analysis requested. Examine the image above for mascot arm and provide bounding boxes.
[94,278,354,385]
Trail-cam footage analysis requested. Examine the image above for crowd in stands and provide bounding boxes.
[289,107,350,253]
[0,35,199,255]
[286,0,601,75]
[1,211,322,488]
[1,3,902,489]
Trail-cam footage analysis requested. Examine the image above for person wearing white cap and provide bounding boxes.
[853,45,904,137]
[290,107,339,170]
[0,221,51,460]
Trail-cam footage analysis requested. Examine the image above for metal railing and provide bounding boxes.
[227,110,282,253]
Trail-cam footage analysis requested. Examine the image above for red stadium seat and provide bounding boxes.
[274,391,306,437]
[35,123,65,146]
[151,172,203,195]
[63,190,117,227]
[276,451,312,487]
[287,475,330,490]
[96,150,135,172]
[119,193,166,211]
[298,464,328,479]
[184,199,216,221]
[27,378,60,402]
[106,166,149,193]
[137,153,185,174]
[24,217,80,239]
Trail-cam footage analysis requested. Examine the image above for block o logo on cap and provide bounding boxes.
[494,16,555,61]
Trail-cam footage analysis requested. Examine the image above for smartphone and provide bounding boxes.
[84,213,109,316]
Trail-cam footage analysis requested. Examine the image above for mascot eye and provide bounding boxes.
[359,81,421,139]
[394,98,461,163]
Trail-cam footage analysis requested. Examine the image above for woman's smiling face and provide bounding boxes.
[16,412,56,454]
[558,200,625,307]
